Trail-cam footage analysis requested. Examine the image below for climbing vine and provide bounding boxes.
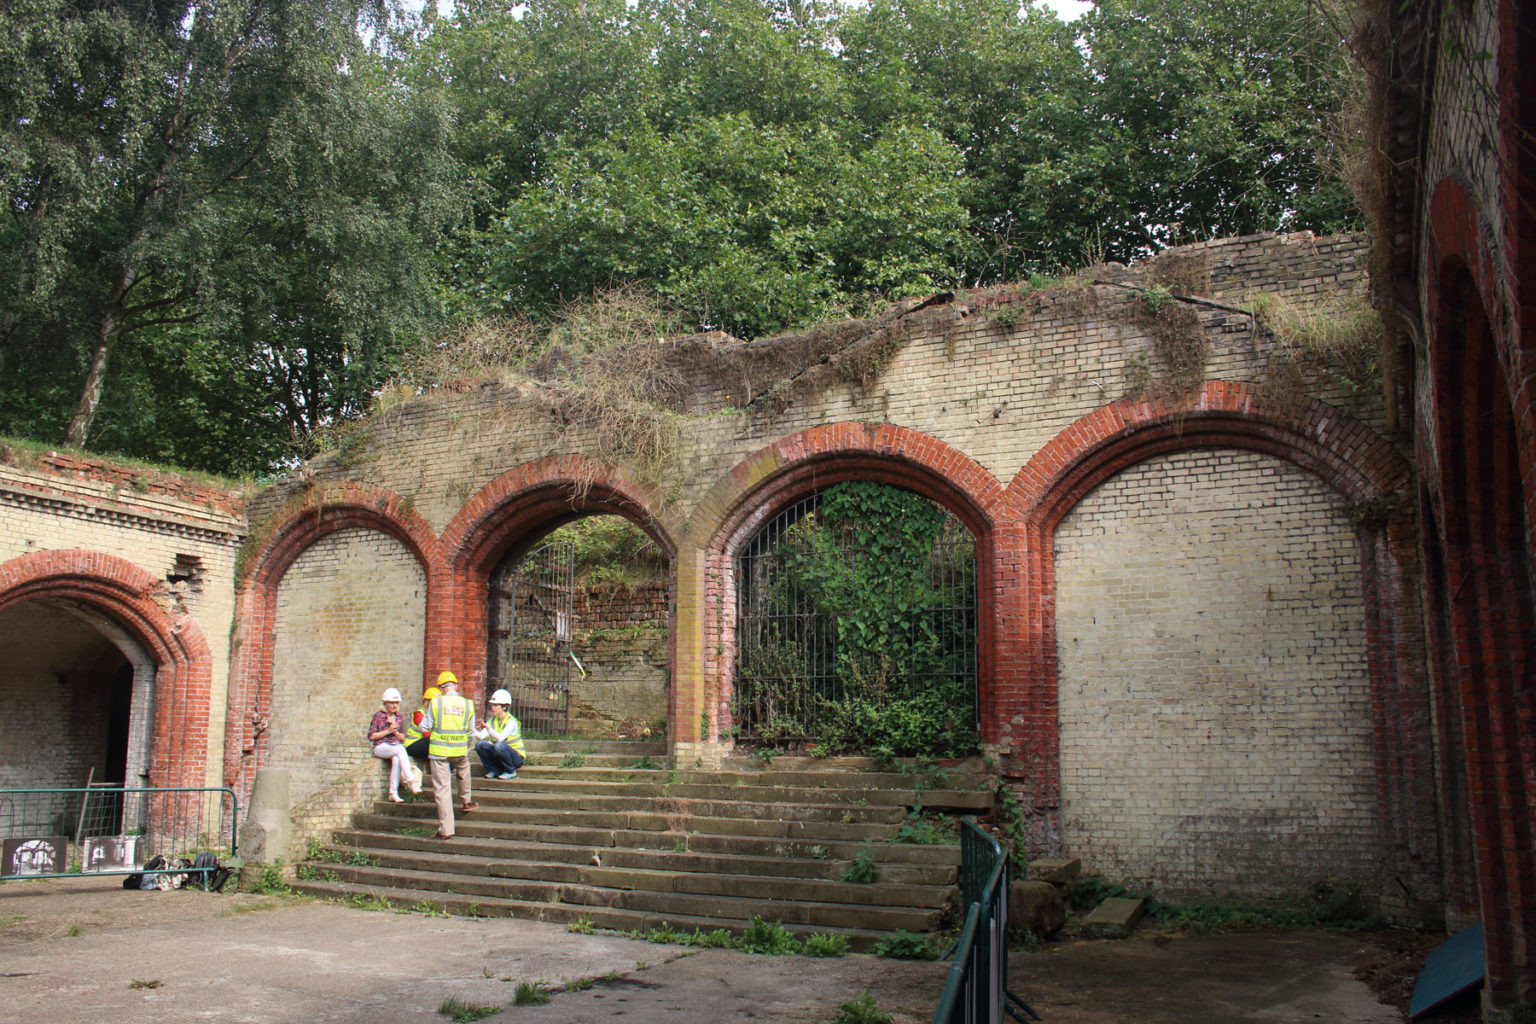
[737,482,978,757]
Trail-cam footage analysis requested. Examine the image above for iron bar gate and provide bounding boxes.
[488,540,576,735]
[734,486,978,743]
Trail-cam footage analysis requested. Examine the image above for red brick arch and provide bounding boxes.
[435,456,676,701]
[693,423,1007,745]
[994,382,1431,888]
[0,549,214,789]
[223,484,440,796]
[1422,172,1536,1005]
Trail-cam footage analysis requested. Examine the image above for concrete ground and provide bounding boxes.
[0,877,1410,1023]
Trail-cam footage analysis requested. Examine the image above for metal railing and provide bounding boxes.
[0,786,238,883]
[933,818,1040,1024]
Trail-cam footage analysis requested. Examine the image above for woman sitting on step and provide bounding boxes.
[475,689,526,780]
[369,687,421,802]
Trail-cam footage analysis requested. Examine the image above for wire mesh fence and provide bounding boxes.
[0,786,238,882]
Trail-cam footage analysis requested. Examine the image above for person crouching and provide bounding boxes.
[475,689,527,780]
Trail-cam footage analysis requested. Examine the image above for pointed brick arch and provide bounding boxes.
[436,456,675,702]
[692,423,1006,746]
[993,382,1432,895]
[0,549,214,789]
[223,484,438,796]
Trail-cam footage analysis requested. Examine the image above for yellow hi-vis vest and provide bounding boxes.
[427,694,473,758]
[487,711,526,755]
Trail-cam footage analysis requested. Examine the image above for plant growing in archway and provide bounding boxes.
[735,481,977,756]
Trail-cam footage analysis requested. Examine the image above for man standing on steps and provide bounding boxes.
[419,670,479,839]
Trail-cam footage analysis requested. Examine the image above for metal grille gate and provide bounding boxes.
[733,486,978,743]
[488,540,576,735]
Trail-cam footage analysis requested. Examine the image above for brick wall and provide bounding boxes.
[1055,447,1378,902]
[568,581,670,736]
[265,527,426,842]
[0,602,121,791]
[81,229,1431,915]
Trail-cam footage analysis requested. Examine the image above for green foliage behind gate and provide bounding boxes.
[735,482,977,756]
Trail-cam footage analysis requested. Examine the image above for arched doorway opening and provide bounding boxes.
[0,597,155,794]
[487,514,670,739]
[731,481,979,757]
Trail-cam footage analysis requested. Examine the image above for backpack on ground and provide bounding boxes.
[123,854,167,890]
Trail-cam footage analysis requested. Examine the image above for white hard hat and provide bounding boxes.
[490,689,512,705]
[382,687,402,702]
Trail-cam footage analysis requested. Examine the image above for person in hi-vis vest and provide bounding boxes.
[417,670,479,839]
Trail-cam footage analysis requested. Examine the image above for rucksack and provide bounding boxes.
[123,854,167,890]
[191,851,231,892]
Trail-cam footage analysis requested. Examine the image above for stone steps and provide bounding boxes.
[294,740,994,948]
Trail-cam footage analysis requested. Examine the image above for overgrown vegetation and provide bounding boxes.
[1250,289,1383,400]
[1068,874,1381,932]
[615,916,850,957]
[832,989,895,1024]
[736,482,978,757]
[438,996,500,1023]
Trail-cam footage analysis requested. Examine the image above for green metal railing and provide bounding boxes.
[0,786,238,884]
[933,818,1040,1024]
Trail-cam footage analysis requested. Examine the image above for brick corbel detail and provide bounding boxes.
[1000,382,1432,885]
[0,549,214,790]
[223,485,440,800]
[691,423,1006,751]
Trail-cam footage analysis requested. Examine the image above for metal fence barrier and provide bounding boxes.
[0,786,239,884]
[933,818,1040,1024]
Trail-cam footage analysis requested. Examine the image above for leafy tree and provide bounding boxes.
[0,0,465,471]
[479,115,969,337]
[1078,0,1362,259]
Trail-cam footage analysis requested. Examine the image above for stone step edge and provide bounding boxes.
[287,878,921,951]
[350,814,962,863]
[330,829,958,885]
[301,862,944,932]
[314,844,953,908]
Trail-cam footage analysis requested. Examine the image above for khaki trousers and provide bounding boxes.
[428,754,472,836]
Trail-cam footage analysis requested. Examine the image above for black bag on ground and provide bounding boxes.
[122,854,167,890]
[191,851,231,892]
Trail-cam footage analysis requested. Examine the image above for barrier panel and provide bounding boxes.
[0,786,238,884]
[933,818,1040,1024]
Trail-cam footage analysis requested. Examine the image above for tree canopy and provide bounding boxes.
[0,0,1363,475]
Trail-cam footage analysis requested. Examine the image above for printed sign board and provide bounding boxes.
[81,835,141,873]
[3,836,67,876]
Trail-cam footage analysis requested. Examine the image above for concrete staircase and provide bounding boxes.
[292,739,995,949]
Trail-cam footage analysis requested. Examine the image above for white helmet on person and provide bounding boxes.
[490,689,512,705]
[382,687,402,702]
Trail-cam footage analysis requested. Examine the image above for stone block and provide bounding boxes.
[1009,879,1066,938]
[1080,896,1147,939]
[1026,856,1081,885]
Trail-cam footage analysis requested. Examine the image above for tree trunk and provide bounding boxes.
[65,310,122,449]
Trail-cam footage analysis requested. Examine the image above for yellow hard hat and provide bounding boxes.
[436,670,458,687]
[422,686,441,701]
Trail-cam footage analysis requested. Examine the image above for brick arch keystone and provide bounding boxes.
[435,456,676,702]
[995,381,1430,893]
[0,549,214,790]
[691,423,1007,746]
[224,484,441,797]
